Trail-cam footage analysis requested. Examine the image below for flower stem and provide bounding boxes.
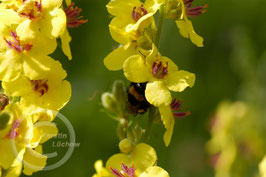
[155,4,165,48]
[143,106,156,142]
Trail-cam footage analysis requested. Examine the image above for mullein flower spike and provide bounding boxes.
[0,0,85,175]
[97,0,207,175]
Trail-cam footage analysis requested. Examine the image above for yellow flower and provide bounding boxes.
[207,101,266,177]
[123,45,195,107]
[260,155,266,177]
[0,0,67,39]
[92,160,111,177]
[93,143,169,177]
[107,0,164,33]
[0,103,58,175]
[104,0,163,71]
[166,0,207,47]
[2,59,71,111]
[0,23,56,81]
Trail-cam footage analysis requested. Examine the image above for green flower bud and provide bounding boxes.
[165,0,182,21]
[112,80,127,112]
[117,120,127,140]
[127,124,144,144]
[127,126,136,143]
[133,125,144,143]
[101,92,120,115]
[119,138,133,154]
[0,112,11,131]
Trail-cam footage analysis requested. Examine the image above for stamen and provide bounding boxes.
[132,4,148,22]
[110,162,135,177]
[152,60,168,79]
[183,0,208,18]
[5,120,20,139]
[170,98,183,110]
[170,98,191,119]
[110,167,124,177]
[65,2,88,28]
[18,0,42,19]
[31,80,49,96]
[4,30,33,53]
[173,111,191,118]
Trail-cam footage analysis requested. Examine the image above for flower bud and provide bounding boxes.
[127,125,144,144]
[101,92,120,115]
[119,138,133,154]
[0,93,9,111]
[117,120,127,140]
[112,80,127,111]
[133,125,143,143]
[0,112,11,131]
[165,0,182,21]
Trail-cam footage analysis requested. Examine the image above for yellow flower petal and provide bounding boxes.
[23,105,57,123]
[42,0,63,10]
[159,106,174,147]
[61,30,72,60]
[123,55,151,83]
[104,44,137,71]
[109,18,132,44]
[106,154,131,172]
[106,0,141,18]
[0,50,22,82]
[0,140,25,169]
[131,143,157,175]
[16,20,38,41]
[145,81,172,107]
[139,166,170,177]
[94,160,111,177]
[176,19,204,47]
[23,146,47,175]
[22,55,54,80]
[41,8,66,38]
[260,156,266,177]
[31,121,58,146]
[2,163,23,177]
[165,70,195,92]
[0,8,22,25]
[28,32,57,56]
[2,75,30,97]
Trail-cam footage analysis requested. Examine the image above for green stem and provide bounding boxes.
[143,106,157,142]
[155,4,165,48]
[143,113,153,142]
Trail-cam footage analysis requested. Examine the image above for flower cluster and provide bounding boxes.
[0,0,86,176]
[207,101,266,177]
[93,0,207,176]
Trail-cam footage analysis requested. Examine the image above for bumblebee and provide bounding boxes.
[127,82,150,115]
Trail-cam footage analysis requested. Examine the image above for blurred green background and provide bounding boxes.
[25,0,266,176]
